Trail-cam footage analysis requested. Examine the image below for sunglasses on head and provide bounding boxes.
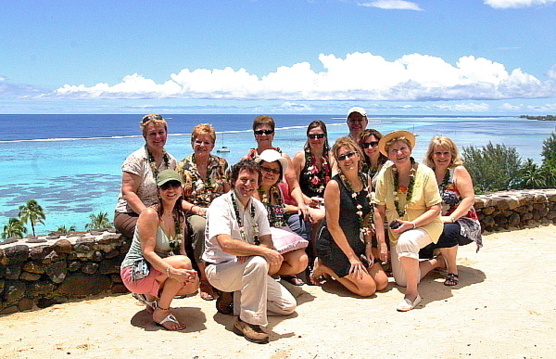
[308,133,326,139]
[337,151,357,162]
[261,166,281,175]
[254,129,274,136]
[142,114,163,123]
[362,141,379,148]
[160,181,182,190]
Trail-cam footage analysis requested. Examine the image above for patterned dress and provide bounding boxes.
[299,150,331,199]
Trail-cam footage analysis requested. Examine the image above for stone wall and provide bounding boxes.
[0,229,130,315]
[1,189,555,315]
[474,189,556,232]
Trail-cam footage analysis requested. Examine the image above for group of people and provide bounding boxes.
[117,109,482,343]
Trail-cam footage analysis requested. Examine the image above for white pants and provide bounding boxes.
[391,228,432,287]
[206,256,297,326]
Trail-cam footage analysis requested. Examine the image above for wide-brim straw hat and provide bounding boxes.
[378,130,416,157]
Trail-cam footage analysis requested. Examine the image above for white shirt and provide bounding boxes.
[203,191,271,264]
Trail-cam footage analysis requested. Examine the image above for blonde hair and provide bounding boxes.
[384,136,412,155]
[191,123,216,145]
[332,136,364,172]
[424,136,464,169]
[139,114,168,137]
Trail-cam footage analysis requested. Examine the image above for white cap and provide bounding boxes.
[254,149,288,172]
[346,107,367,119]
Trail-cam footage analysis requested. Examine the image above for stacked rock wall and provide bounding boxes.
[1,189,555,315]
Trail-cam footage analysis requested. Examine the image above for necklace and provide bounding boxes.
[392,159,417,217]
[438,168,451,195]
[304,150,331,195]
[339,173,372,236]
[258,186,287,227]
[168,210,183,253]
[146,145,170,179]
[231,192,260,245]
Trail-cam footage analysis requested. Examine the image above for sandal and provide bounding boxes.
[199,279,215,301]
[132,293,157,312]
[444,273,459,286]
[282,275,305,286]
[154,307,186,331]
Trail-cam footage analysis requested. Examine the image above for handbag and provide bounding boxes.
[132,258,150,280]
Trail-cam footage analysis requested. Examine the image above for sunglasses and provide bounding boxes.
[337,151,357,162]
[308,133,326,139]
[362,141,379,148]
[160,181,182,190]
[261,166,281,175]
[142,114,163,123]
[254,129,274,136]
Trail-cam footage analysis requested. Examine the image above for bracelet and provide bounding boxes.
[412,222,416,229]
[166,266,172,277]
[365,242,372,246]
[450,216,455,223]
[191,205,197,214]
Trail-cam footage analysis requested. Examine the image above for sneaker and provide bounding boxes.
[396,294,422,312]
[232,318,269,344]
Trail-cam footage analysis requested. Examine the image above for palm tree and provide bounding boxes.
[18,199,46,236]
[2,218,27,239]
[57,225,76,233]
[85,212,113,229]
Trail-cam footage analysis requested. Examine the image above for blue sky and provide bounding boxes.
[1,0,556,115]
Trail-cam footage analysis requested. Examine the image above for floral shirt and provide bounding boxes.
[258,185,288,227]
[245,147,282,160]
[177,154,230,207]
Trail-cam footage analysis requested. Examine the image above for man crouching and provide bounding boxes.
[203,159,297,344]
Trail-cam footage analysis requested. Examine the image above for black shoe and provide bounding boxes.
[216,291,234,315]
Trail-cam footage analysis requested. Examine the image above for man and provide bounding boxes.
[203,159,297,344]
[346,106,368,141]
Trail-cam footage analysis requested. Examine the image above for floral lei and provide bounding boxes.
[438,168,451,196]
[231,192,260,245]
[168,210,183,253]
[258,186,287,227]
[339,173,373,236]
[392,158,417,217]
[190,154,214,192]
[304,150,331,195]
[146,145,170,179]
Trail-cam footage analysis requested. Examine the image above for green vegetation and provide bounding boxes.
[85,212,113,229]
[1,218,27,239]
[57,225,76,233]
[17,200,46,237]
[463,131,556,193]
[520,115,556,121]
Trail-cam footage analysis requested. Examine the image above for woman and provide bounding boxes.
[177,123,230,301]
[245,115,310,221]
[359,129,389,186]
[421,136,483,286]
[115,114,177,239]
[120,170,199,330]
[254,149,310,286]
[310,137,388,297]
[374,130,445,311]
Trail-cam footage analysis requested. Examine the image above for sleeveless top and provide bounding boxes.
[121,226,175,269]
[440,168,483,251]
[299,150,332,198]
[318,174,371,251]
[258,185,288,227]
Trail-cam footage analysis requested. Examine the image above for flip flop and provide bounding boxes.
[444,273,459,286]
[155,312,186,331]
[199,280,215,301]
[132,293,157,312]
[282,275,305,286]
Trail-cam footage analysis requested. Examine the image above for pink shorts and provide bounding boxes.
[120,265,163,297]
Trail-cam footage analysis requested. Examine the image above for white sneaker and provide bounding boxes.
[397,295,422,312]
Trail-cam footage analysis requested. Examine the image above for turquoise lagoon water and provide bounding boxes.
[0,114,554,233]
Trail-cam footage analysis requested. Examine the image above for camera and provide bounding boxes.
[389,220,401,229]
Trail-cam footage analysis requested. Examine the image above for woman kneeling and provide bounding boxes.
[120,170,199,330]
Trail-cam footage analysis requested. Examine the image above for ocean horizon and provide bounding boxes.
[1,114,555,234]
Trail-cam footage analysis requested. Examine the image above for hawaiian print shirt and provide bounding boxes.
[177,154,230,207]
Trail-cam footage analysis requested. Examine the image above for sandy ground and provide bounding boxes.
[1,225,555,359]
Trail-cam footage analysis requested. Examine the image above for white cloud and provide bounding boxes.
[53,52,556,102]
[485,0,556,9]
[432,103,490,112]
[359,1,423,10]
[526,103,556,111]
[501,103,523,110]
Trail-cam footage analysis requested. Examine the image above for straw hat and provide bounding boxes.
[378,130,416,156]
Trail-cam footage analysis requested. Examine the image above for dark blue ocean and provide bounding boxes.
[1,114,554,233]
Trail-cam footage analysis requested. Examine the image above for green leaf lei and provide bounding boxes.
[339,173,373,236]
[231,192,260,245]
[146,145,170,179]
[168,210,183,254]
[392,158,417,218]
